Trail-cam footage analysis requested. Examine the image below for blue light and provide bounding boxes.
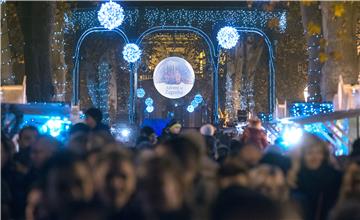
[41,118,71,138]
[122,43,142,63]
[121,128,130,137]
[145,97,153,106]
[279,13,286,33]
[217,26,239,49]
[194,94,203,104]
[191,100,199,108]
[136,88,145,98]
[187,105,195,113]
[146,105,154,113]
[97,0,125,30]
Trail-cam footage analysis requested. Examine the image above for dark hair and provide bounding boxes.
[19,125,39,139]
[351,138,360,157]
[70,123,90,136]
[212,186,282,220]
[85,108,103,124]
[140,126,155,137]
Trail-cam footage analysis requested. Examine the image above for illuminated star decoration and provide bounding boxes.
[217,26,239,49]
[97,0,125,30]
[122,43,142,63]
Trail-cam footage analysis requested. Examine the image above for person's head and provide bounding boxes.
[18,126,39,150]
[31,135,60,169]
[200,124,216,136]
[233,141,263,168]
[248,165,288,202]
[94,149,136,209]
[248,118,262,130]
[166,120,182,135]
[85,108,103,129]
[212,186,282,220]
[298,132,330,170]
[351,138,360,158]
[157,136,202,186]
[42,152,94,214]
[218,160,249,188]
[139,126,157,145]
[338,162,360,205]
[138,156,185,212]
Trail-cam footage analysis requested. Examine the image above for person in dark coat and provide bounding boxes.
[84,108,110,133]
[289,132,342,220]
[200,124,218,160]
[160,119,182,142]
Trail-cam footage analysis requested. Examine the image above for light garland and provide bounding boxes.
[97,0,125,30]
[289,102,334,117]
[217,26,239,49]
[122,43,142,63]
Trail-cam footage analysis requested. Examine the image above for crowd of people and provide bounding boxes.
[2,108,360,220]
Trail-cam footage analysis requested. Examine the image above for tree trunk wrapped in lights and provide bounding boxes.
[300,1,323,102]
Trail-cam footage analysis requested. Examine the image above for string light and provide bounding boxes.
[217,26,239,49]
[122,43,141,63]
[97,0,125,30]
[289,102,334,117]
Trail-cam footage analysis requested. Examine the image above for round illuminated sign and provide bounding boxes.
[153,57,195,99]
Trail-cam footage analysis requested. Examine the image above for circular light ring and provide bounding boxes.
[145,97,153,106]
[146,105,154,113]
[122,43,142,63]
[187,105,195,113]
[136,88,145,98]
[191,100,199,108]
[97,0,125,30]
[217,26,239,49]
[194,94,203,104]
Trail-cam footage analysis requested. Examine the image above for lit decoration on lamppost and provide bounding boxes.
[136,88,145,98]
[194,94,203,104]
[187,105,195,113]
[145,97,153,106]
[146,105,154,113]
[122,43,142,63]
[97,0,125,30]
[217,26,239,49]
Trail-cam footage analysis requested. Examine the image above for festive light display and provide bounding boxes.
[217,26,239,49]
[146,105,154,113]
[122,43,142,63]
[187,105,195,113]
[69,8,286,33]
[41,117,71,138]
[258,112,273,122]
[145,97,154,106]
[136,88,145,98]
[289,102,334,117]
[191,100,199,108]
[97,0,125,30]
[194,94,203,104]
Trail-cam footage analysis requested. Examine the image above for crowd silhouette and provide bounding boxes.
[2,108,360,220]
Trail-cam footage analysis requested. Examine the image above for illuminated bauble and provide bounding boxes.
[191,100,198,108]
[194,94,203,104]
[187,105,195,113]
[146,105,154,113]
[153,57,195,99]
[145,97,153,106]
[136,88,145,98]
[217,26,239,49]
[98,0,125,30]
[122,43,142,63]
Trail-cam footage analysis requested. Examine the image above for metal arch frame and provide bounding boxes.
[72,27,129,106]
[134,26,220,124]
[233,27,276,113]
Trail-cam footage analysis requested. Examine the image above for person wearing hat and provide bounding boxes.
[160,119,182,142]
[84,108,110,133]
[240,118,268,151]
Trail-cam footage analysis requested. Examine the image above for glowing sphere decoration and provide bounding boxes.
[217,26,239,49]
[191,100,198,108]
[145,97,154,106]
[97,0,125,30]
[153,57,195,99]
[122,43,142,63]
[187,105,195,113]
[136,88,145,98]
[146,105,154,113]
[194,94,203,104]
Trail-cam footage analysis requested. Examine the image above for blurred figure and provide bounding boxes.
[39,152,94,219]
[248,165,288,202]
[350,138,360,162]
[212,185,283,220]
[218,160,249,189]
[94,149,137,215]
[240,118,268,150]
[160,119,182,142]
[85,108,110,132]
[137,156,190,220]
[337,162,360,205]
[200,124,218,160]
[216,144,229,164]
[229,140,263,168]
[69,123,90,137]
[14,126,39,173]
[288,132,342,220]
[136,126,157,149]
[260,145,292,174]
